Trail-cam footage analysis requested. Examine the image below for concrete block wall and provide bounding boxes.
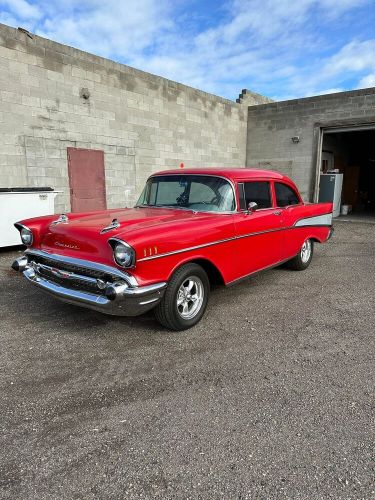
[246,88,375,200]
[236,89,274,106]
[0,23,247,213]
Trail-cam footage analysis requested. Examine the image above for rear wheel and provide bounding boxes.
[155,263,210,330]
[286,238,314,270]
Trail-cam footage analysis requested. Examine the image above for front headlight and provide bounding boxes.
[110,239,135,268]
[20,227,33,246]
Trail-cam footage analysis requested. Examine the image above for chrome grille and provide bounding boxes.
[31,254,114,280]
[34,262,104,295]
[28,254,121,296]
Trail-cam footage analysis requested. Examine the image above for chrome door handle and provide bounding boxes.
[273,210,282,215]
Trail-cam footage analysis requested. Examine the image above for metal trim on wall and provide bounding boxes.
[323,123,375,134]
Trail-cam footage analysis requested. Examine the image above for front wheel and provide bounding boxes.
[155,263,210,331]
[286,238,314,271]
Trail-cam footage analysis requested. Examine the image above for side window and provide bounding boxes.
[275,182,300,207]
[243,181,272,209]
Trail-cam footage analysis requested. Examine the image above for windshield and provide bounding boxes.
[136,175,235,212]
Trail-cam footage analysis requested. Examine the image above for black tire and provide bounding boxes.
[286,238,314,271]
[155,263,210,331]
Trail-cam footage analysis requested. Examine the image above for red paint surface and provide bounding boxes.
[20,168,333,287]
[68,148,106,212]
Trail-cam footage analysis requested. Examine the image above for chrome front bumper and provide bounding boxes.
[12,250,167,316]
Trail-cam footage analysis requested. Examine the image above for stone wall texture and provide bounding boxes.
[0,23,247,213]
[246,88,375,200]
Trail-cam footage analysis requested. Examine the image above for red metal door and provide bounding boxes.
[67,148,106,212]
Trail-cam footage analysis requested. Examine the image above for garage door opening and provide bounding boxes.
[320,126,375,219]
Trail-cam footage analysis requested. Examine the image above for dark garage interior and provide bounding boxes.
[322,128,375,216]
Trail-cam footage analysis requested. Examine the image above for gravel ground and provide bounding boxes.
[0,222,374,499]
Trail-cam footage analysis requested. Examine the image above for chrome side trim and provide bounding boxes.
[138,237,236,262]
[138,227,287,262]
[226,255,297,286]
[137,219,332,263]
[25,249,138,287]
[236,226,286,241]
[294,213,333,227]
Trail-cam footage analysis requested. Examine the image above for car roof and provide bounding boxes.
[151,167,289,182]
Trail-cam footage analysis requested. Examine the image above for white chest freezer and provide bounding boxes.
[0,188,60,247]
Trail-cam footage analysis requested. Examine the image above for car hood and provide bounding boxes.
[55,207,205,232]
[40,207,213,256]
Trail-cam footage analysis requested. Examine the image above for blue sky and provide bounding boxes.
[1,0,374,100]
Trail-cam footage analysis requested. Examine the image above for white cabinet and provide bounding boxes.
[0,189,60,247]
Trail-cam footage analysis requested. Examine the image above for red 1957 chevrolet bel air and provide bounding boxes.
[12,168,333,330]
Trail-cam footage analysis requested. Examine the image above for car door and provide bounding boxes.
[233,180,283,279]
[273,181,304,260]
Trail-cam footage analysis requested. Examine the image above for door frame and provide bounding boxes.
[312,121,375,202]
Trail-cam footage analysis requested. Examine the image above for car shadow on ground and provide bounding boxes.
[12,266,296,338]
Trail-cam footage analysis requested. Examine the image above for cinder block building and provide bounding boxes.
[1,22,375,216]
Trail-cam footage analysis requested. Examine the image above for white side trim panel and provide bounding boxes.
[294,213,333,227]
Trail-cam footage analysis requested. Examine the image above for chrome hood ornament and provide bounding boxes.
[100,218,120,234]
[51,214,69,225]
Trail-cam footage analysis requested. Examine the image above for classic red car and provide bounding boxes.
[12,168,333,330]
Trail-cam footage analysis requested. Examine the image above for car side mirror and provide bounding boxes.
[247,201,258,214]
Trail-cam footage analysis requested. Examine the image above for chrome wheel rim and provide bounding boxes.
[176,276,204,320]
[301,239,312,263]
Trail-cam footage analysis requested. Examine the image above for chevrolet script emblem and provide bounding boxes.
[55,241,80,250]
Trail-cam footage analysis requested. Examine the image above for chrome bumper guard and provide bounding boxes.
[12,250,167,316]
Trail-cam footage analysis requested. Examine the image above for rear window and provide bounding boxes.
[275,182,300,207]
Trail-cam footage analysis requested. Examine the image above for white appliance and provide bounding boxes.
[318,173,343,218]
[0,188,60,247]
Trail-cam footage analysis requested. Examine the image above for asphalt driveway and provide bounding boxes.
[0,222,374,499]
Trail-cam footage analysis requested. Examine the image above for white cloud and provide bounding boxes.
[37,0,174,59]
[314,87,345,95]
[127,0,375,98]
[324,40,375,75]
[0,0,374,99]
[0,0,41,20]
[358,74,375,88]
